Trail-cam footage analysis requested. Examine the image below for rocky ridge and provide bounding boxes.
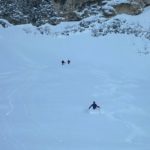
[2,8,149,41]
[0,0,150,26]
[0,0,150,42]
[37,15,150,41]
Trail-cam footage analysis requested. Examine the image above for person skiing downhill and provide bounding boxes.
[89,101,100,110]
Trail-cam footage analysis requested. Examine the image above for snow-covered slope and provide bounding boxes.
[0,6,150,150]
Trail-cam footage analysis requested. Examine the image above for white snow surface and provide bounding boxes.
[0,7,150,150]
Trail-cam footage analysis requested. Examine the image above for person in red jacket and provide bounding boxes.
[89,101,100,110]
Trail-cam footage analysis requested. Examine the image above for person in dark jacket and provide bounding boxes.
[67,60,71,64]
[89,101,100,110]
[61,60,65,65]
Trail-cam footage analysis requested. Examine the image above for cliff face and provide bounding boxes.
[0,0,149,26]
[0,0,58,26]
[101,0,145,17]
[53,0,99,11]
[144,0,150,5]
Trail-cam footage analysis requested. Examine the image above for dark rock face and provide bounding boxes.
[101,0,145,17]
[114,3,142,15]
[143,0,150,5]
[0,0,149,26]
[0,0,58,26]
[53,0,99,11]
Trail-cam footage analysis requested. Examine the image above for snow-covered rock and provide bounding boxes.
[102,0,144,17]
[0,0,149,26]
[0,19,12,28]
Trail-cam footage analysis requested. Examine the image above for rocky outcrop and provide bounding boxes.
[0,19,12,28]
[0,0,150,26]
[114,3,143,15]
[101,0,145,17]
[26,15,150,42]
[0,0,59,26]
[143,0,150,5]
[53,0,99,11]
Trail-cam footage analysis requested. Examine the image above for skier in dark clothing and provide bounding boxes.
[67,60,71,64]
[89,101,100,110]
[61,60,65,65]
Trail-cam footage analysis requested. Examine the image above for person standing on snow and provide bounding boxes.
[89,101,100,110]
[67,60,71,64]
[61,60,65,65]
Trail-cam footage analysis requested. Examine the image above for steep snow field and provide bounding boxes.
[0,29,150,150]
[0,8,150,150]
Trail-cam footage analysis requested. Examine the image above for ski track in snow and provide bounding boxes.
[102,108,145,143]
[2,63,145,147]
[91,75,145,143]
[1,25,150,149]
[1,59,149,150]
[2,68,35,116]
[1,67,46,150]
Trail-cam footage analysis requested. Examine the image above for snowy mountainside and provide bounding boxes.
[0,28,150,150]
[1,6,150,41]
[0,4,150,150]
[38,6,150,39]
